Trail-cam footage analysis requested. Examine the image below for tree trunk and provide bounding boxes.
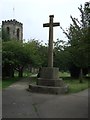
[10,69,14,77]
[10,65,14,77]
[18,66,23,77]
[79,68,83,83]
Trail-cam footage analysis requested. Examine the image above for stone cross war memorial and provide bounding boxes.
[29,15,68,94]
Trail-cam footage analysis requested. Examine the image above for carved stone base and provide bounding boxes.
[37,78,64,87]
[28,84,69,94]
[28,67,69,94]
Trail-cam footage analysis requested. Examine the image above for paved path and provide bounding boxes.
[2,78,88,118]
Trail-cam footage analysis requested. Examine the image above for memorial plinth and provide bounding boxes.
[28,15,69,94]
[37,67,64,86]
[29,67,68,94]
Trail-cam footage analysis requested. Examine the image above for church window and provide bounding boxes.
[17,28,20,40]
[7,27,10,35]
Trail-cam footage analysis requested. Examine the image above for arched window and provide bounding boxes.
[17,28,20,40]
[7,27,10,35]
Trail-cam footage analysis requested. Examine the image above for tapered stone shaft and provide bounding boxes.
[43,15,60,67]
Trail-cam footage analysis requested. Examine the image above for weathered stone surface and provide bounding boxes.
[29,84,69,94]
[40,67,59,79]
[43,15,60,67]
[37,78,64,87]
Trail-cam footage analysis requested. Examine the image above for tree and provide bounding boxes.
[2,38,48,78]
[60,3,90,81]
[53,39,70,71]
[24,40,43,68]
[38,44,48,67]
[2,41,29,77]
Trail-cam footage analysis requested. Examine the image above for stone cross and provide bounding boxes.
[43,15,60,67]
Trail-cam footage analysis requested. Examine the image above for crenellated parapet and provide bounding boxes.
[2,19,23,27]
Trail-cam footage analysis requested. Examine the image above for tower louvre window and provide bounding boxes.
[17,28,20,40]
[7,27,10,35]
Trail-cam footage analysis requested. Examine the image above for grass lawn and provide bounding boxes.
[59,72,70,77]
[2,77,20,89]
[63,78,89,93]
[14,71,33,77]
[59,72,90,93]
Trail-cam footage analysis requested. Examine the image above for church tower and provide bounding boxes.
[2,19,23,42]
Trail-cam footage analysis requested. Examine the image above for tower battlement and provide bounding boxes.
[2,19,23,27]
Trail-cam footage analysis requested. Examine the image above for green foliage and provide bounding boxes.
[2,40,29,77]
[38,45,48,67]
[53,39,71,71]
[67,16,89,68]
[26,39,48,67]
[60,4,90,78]
[2,39,48,78]
[24,39,46,67]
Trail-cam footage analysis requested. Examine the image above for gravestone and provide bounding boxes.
[29,15,68,94]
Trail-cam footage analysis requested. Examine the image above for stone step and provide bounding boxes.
[28,84,69,94]
[37,78,64,87]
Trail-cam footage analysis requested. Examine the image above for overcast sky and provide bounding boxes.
[0,0,89,44]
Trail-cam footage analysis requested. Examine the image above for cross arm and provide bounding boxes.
[53,22,60,27]
[43,23,49,27]
[43,22,60,27]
